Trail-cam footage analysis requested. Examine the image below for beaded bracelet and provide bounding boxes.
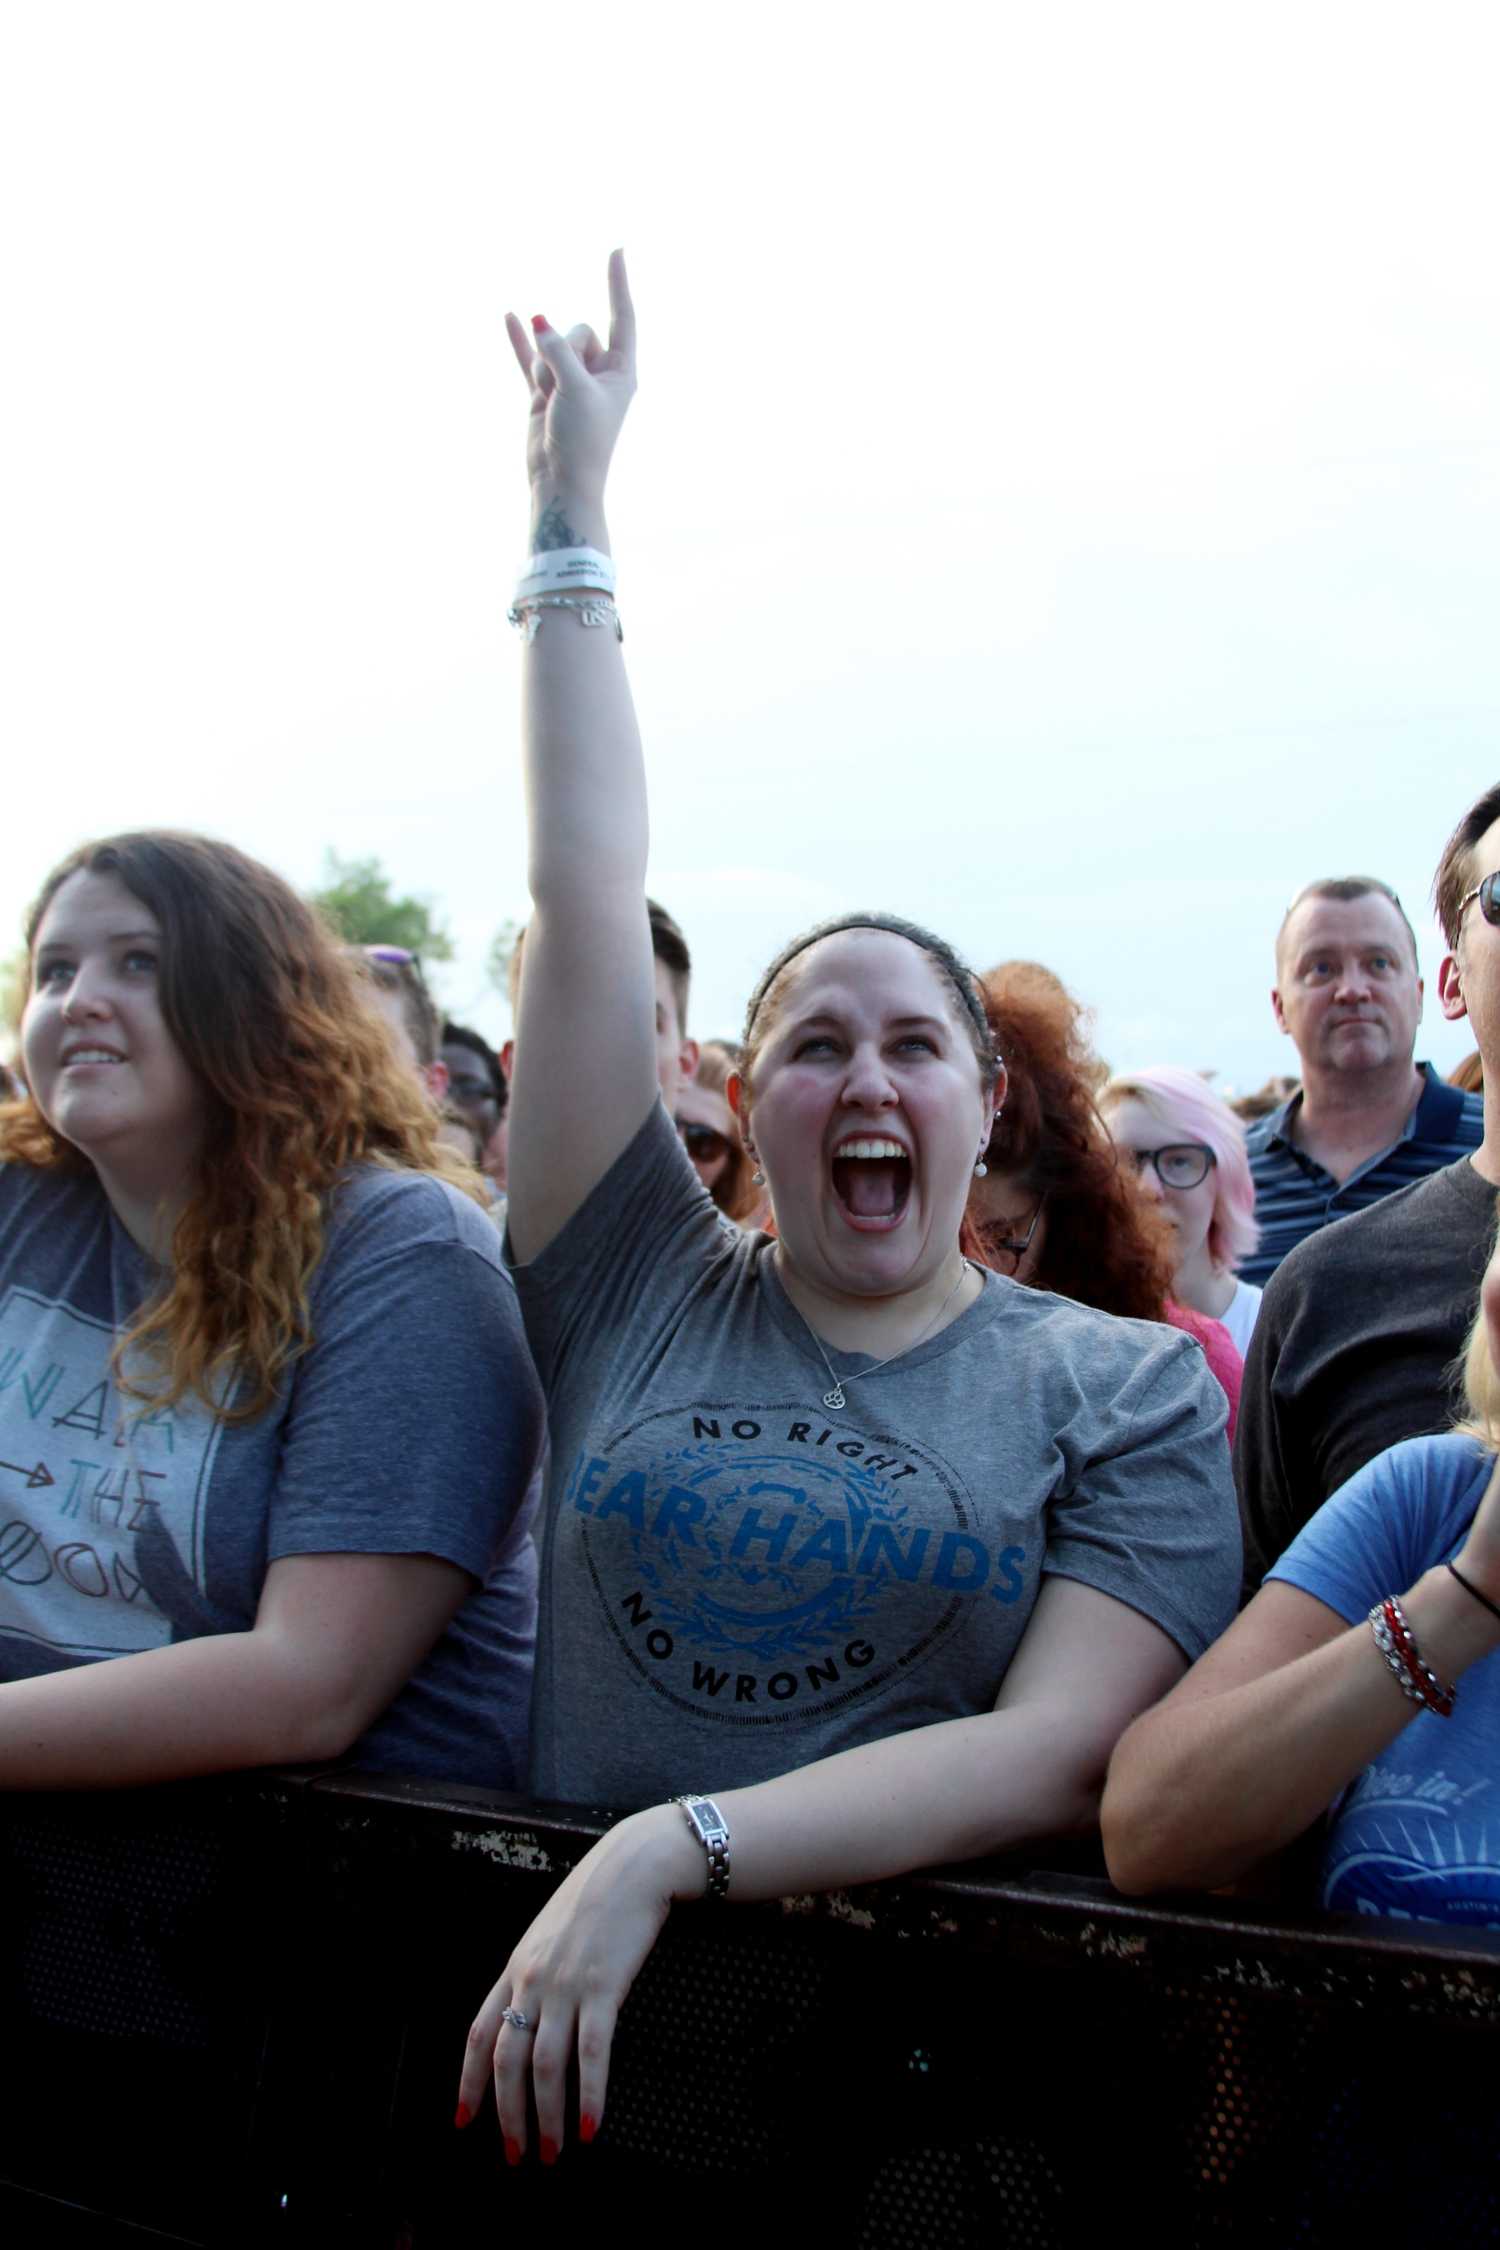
[1368,1596,1456,1718]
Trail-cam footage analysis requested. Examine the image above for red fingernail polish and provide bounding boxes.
[454,2101,471,2130]
[531,314,549,333]
[540,2136,559,2167]
[579,2113,597,2145]
[504,2136,522,2168]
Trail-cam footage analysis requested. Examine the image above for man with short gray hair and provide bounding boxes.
[1241,874,1481,1285]
[1236,808,1500,1595]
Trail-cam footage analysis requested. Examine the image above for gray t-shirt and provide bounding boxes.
[0,1157,545,1788]
[514,1108,1240,1808]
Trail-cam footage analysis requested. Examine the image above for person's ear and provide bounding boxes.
[423,1057,450,1103]
[1271,984,1290,1036]
[679,1036,700,1086]
[727,1070,753,1147]
[1439,953,1469,1024]
[500,1038,516,1081]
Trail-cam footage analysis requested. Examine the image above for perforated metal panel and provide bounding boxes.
[5,1780,1500,2248]
[0,1783,289,2247]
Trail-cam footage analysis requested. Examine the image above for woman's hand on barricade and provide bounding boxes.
[455,1803,702,2160]
[505,249,636,513]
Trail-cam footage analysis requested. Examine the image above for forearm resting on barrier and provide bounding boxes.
[1101,1562,1500,1895]
[0,1551,470,1788]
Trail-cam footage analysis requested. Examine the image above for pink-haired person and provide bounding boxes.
[1101,1067,1262,1359]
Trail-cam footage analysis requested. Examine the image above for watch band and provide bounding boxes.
[670,1794,731,1900]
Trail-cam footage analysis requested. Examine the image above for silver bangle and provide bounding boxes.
[670,1793,731,1900]
[506,592,622,643]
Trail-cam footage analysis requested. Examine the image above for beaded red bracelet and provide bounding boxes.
[1368,1596,1456,1718]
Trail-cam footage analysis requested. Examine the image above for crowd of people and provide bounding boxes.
[2,254,1498,2161]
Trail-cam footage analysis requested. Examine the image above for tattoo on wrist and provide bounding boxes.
[532,500,580,553]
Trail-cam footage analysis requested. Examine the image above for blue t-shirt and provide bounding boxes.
[1268,1432,1500,1928]
[0,1157,544,1787]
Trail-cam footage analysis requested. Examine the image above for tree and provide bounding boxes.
[309,852,455,962]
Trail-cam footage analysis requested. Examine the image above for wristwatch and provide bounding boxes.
[670,1794,731,1900]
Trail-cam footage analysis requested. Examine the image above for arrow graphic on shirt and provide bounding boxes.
[0,1459,54,1491]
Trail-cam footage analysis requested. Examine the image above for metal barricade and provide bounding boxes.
[2,1772,1497,2245]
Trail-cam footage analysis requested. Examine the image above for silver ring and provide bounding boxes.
[501,2005,532,2034]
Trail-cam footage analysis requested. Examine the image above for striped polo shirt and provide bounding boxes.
[1242,1062,1483,1286]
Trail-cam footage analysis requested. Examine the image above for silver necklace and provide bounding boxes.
[791,1260,973,1411]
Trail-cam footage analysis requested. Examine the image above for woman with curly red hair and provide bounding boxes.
[967,962,1242,1435]
[0,830,543,1788]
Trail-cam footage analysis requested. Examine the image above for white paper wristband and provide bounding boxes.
[513,545,616,600]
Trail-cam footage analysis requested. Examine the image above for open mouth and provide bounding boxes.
[830,1136,912,1226]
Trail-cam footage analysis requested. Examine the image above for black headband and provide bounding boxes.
[743,912,995,1056]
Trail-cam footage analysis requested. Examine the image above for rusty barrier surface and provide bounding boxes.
[1,1770,1498,2245]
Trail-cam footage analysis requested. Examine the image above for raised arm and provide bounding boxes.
[502,253,661,1263]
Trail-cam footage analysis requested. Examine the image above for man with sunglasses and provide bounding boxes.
[443,1021,510,1191]
[1241,877,1482,1286]
[1237,790,1500,1599]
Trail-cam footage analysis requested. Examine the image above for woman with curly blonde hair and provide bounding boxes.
[0,830,542,1789]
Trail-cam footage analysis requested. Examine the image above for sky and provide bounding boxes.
[3,1,1496,1091]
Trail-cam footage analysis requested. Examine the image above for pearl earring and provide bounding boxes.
[973,1160,988,1178]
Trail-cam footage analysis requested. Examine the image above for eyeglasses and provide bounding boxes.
[1126,1143,1216,1191]
[983,1194,1045,1275]
[1457,872,1500,931]
[676,1120,732,1165]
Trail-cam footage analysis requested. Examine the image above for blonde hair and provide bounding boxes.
[1459,1303,1500,1451]
[1455,1192,1500,1450]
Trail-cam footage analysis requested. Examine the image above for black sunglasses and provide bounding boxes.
[676,1120,731,1164]
[448,1072,500,1116]
[1458,872,1500,930]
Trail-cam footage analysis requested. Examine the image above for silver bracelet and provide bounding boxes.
[670,1794,731,1900]
[507,593,623,644]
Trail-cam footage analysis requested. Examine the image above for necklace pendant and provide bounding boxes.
[822,1384,847,1411]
